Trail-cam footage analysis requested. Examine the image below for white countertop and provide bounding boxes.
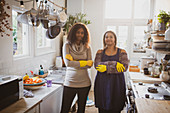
[0,84,63,113]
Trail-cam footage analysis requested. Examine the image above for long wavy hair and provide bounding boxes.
[67,23,90,48]
[103,31,117,49]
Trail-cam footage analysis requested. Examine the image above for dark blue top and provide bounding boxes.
[94,48,126,111]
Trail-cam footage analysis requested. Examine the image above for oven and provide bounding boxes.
[126,82,137,113]
[126,80,170,113]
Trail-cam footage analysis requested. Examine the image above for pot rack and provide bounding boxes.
[14,0,66,10]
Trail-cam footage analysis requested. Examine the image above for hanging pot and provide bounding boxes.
[17,10,30,24]
[27,8,40,27]
[46,24,61,39]
[57,11,67,27]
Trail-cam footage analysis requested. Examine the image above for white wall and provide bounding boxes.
[84,0,105,90]
[154,0,170,15]
[0,0,65,76]
[67,0,84,14]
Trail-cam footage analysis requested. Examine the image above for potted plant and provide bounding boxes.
[63,12,91,34]
[157,10,170,31]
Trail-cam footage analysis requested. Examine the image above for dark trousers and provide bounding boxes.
[60,86,91,113]
[98,108,121,113]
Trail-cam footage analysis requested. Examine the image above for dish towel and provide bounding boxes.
[24,89,34,98]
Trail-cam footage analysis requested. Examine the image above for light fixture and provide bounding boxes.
[53,9,56,13]
[20,1,24,8]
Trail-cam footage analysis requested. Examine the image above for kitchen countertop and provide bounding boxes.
[0,84,63,113]
[129,72,164,82]
[135,98,170,113]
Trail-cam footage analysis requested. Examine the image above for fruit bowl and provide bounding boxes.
[24,84,44,90]
[24,78,46,86]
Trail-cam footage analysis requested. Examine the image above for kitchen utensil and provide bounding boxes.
[46,24,61,39]
[17,11,30,24]
[57,11,67,27]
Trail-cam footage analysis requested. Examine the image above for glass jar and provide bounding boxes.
[153,66,160,77]
[56,56,63,68]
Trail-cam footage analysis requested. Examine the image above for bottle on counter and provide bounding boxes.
[56,56,63,69]
[152,15,159,31]
[39,65,44,75]
[151,62,160,78]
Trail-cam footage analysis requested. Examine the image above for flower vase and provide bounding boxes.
[159,23,166,31]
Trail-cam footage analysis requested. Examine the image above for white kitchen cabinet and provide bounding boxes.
[26,104,40,113]
[40,85,63,113]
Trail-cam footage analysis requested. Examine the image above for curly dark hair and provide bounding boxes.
[67,23,90,48]
[103,30,117,49]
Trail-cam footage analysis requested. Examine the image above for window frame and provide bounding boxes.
[34,27,56,56]
[103,0,155,60]
[12,6,32,60]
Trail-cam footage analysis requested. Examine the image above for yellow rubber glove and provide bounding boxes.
[65,54,73,61]
[79,61,87,67]
[116,62,125,72]
[96,65,107,72]
[87,60,93,67]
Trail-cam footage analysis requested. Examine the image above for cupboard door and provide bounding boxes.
[40,86,63,113]
[26,104,40,113]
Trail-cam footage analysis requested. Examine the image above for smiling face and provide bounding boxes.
[104,32,116,46]
[76,28,84,42]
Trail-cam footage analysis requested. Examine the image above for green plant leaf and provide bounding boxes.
[63,12,91,34]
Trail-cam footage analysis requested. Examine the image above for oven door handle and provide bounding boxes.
[126,94,134,113]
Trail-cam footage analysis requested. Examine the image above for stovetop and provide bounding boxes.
[131,81,170,100]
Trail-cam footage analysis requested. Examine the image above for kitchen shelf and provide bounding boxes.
[145,48,170,55]
[153,49,170,55]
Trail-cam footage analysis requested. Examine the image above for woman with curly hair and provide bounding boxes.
[60,23,93,113]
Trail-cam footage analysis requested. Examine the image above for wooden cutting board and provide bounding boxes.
[135,98,170,113]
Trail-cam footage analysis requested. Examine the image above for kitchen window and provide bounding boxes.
[104,0,154,59]
[12,8,30,58]
[105,0,132,19]
[35,24,56,56]
[133,26,147,53]
[36,24,51,48]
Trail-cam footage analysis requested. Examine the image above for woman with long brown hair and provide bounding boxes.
[94,31,129,113]
[60,23,93,113]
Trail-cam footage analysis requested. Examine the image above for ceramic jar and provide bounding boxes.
[160,71,170,81]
